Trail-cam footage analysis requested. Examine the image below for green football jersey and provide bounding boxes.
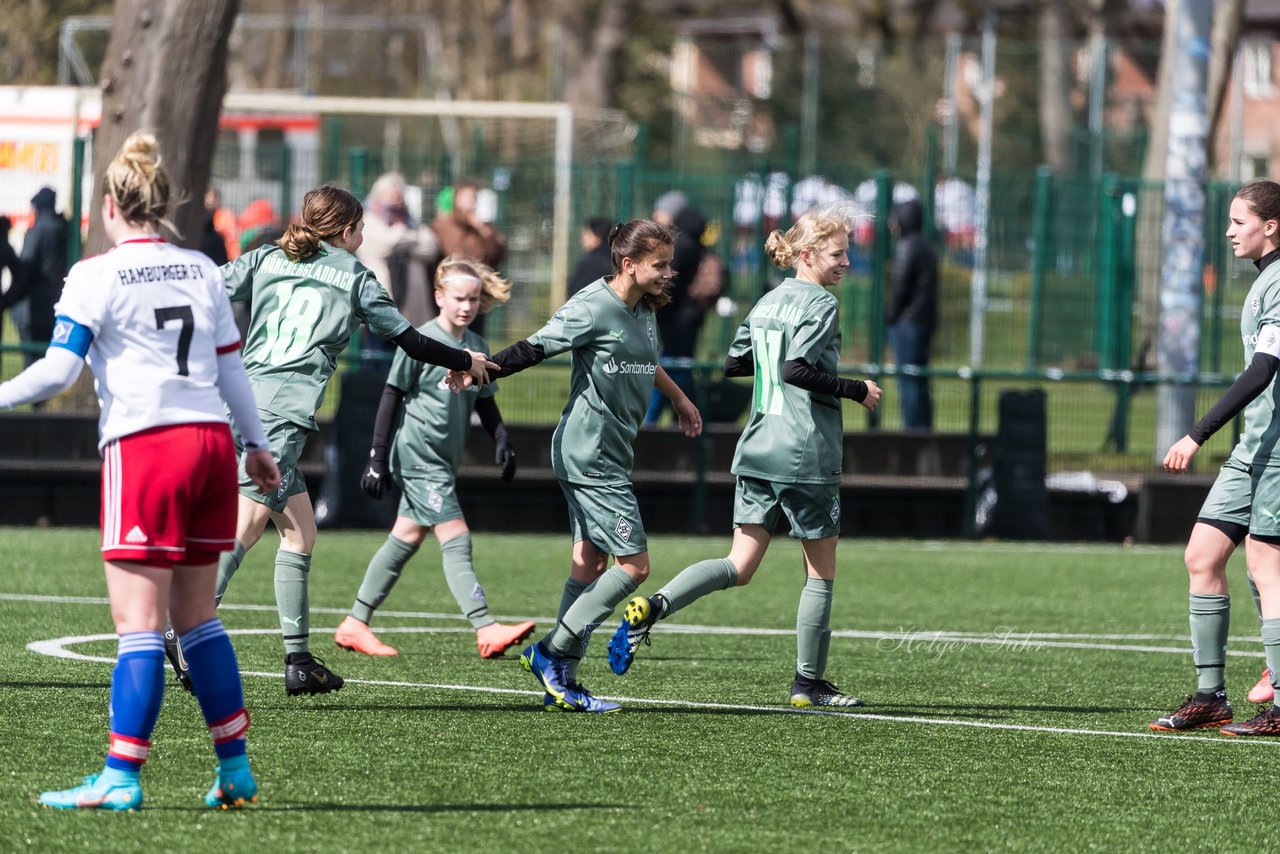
[224,242,410,429]
[387,319,496,477]
[529,278,660,485]
[729,277,844,484]
[1233,261,1280,465]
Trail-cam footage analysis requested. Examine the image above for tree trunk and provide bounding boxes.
[1039,0,1075,175]
[1205,0,1244,168]
[561,0,636,109]
[88,0,240,256]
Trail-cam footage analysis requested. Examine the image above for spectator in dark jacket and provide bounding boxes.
[0,216,23,348]
[644,201,709,425]
[567,217,613,298]
[4,187,68,369]
[887,197,938,430]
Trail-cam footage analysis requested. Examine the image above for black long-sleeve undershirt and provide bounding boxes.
[724,352,868,402]
[474,395,508,444]
[1188,351,1280,445]
[781,358,868,402]
[393,327,472,371]
[368,384,406,462]
[490,340,546,377]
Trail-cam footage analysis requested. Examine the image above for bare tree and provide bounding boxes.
[88,0,239,255]
[551,0,638,109]
[1039,0,1076,174]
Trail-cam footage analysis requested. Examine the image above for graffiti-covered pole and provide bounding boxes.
[1156,0,1212,462]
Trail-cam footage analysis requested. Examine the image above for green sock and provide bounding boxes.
[557,578,590,621]
[796,577,834,681]
[557,578,591,682]
[440,534,491,630]
[214,540,246,605]
[656,558,738,618]
[275,550,312,655]
[352,535,418,624]
[1249,575,1264,624]
[1264,618,1280,696]
[1189,593,1230,693]
[546,565,636,658]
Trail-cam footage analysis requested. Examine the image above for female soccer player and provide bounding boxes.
[1151,179,1280,736]
[0,132,280,810]
[213,185,498,696]
[608,208,882,708]
[490,219,702,713]
[333,255,536,659]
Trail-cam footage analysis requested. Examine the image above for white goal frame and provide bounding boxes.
[223,92,636,305]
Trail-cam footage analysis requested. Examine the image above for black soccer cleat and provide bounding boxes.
[284,652,345,696]
[789,674,865,708]
[163,623,194,694]
[1220,705,1280,737]
[1148,692,1232,732]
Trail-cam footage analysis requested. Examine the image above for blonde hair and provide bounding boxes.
[277,185,363,261]
[764,211,852,270]
[103,131,174,231]
[435,254,511,314]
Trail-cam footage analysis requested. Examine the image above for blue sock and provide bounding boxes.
[104,631,166,772]
[181,619,249,760]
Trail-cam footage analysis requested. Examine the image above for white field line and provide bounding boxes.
[1,591,1270,654]
[23,630,1280,749]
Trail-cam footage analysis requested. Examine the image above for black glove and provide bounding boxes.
[361,453,390,500]
[495,438,517,482]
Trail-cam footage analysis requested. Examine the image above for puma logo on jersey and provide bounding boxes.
[603,330,625,342]
[124,525,148,544]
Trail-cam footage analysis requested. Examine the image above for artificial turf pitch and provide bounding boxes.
[1,527,1274,852]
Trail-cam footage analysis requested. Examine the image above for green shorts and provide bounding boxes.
[1255,464,1280,537]
[559,480,647,557]
[238,411,310,513]
[396,474,464,528]
[1198,456,1255,531]
[734,475,841,540]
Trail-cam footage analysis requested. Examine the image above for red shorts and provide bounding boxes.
[100,422,238,567]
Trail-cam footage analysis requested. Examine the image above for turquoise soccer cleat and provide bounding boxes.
[39,770,142,811]
[204,755,258,809]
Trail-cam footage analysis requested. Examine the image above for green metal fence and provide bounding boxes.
[0,130,1262,485]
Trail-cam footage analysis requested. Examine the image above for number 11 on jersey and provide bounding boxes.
[752,327,784,415]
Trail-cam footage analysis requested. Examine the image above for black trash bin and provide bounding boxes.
[993,389,1048,540]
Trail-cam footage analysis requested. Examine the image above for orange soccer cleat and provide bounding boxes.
[334,616,398,657]
[476,620,536,659]
[1248,667,1274,704]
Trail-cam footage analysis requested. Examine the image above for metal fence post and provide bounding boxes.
[962,372,982,538]
[349,148,368,199]
[867,169,892,430]
[68,136,85,264]
[278,144,293,224]
[1097,174,1119,370]
[617,160,634,221]
[1027,165,1052,370]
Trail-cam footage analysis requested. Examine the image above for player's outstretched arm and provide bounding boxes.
[0,346,84,409]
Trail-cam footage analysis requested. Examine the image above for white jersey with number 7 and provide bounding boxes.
[52,236,242,449]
